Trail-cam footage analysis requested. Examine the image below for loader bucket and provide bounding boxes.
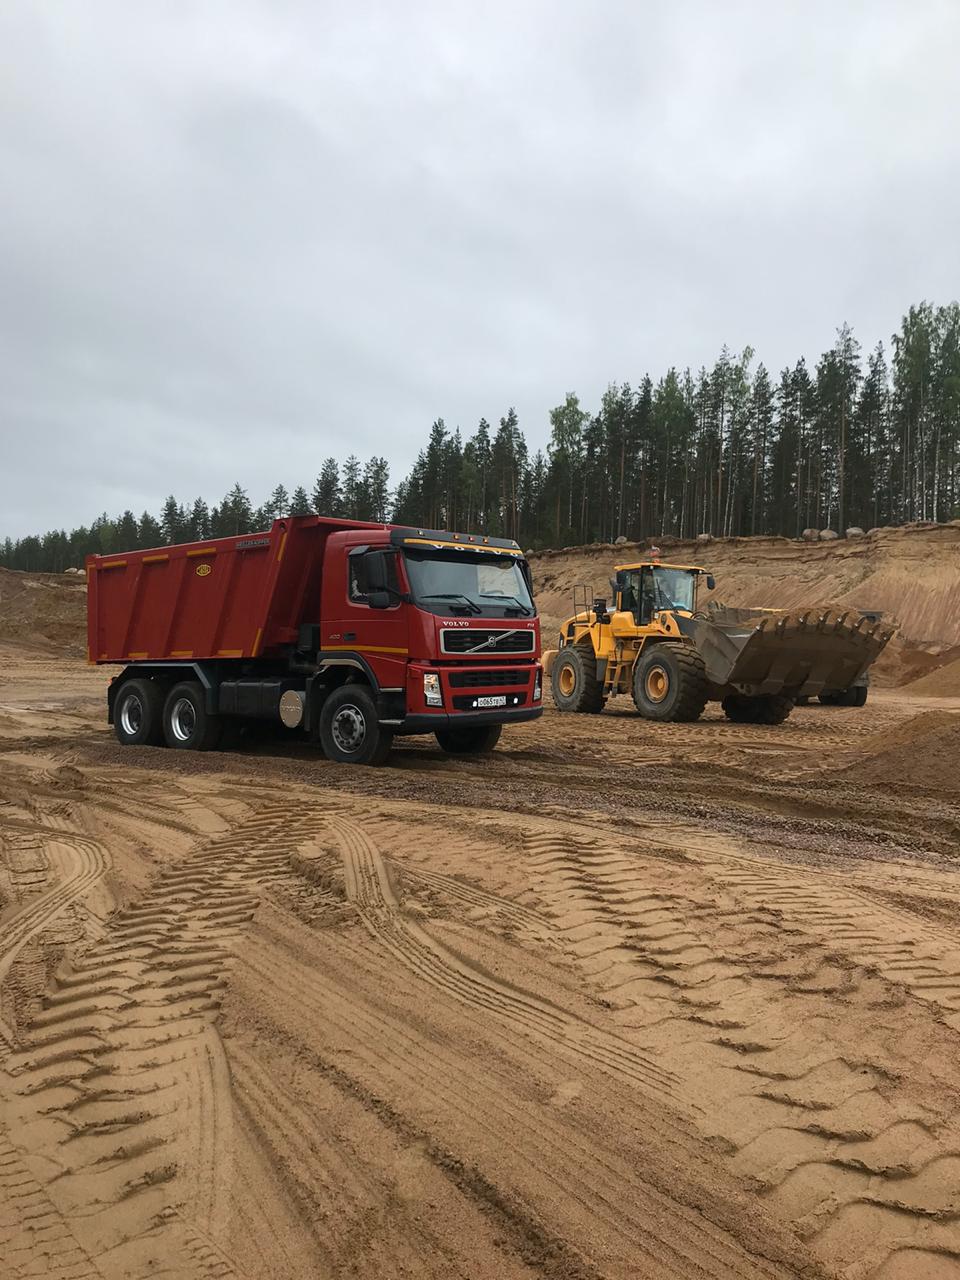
[686,605,894,698]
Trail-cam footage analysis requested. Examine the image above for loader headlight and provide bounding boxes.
[423,672,443,707]
[533,670,542,701]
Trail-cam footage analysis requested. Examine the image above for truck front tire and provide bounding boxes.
[162,681,222,751]
[319,685,393,766]
[114,678,165,746]
[435,724,502,754]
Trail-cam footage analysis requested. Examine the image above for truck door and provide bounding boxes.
[335,547,409,690]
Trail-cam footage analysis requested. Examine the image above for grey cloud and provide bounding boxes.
[1,0,958,537]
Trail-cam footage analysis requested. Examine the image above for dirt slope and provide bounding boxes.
[0,566,87,656]
[907,654,960,696]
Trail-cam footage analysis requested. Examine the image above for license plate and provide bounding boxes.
[475,695,507,708]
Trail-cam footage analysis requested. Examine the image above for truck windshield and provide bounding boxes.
[403,550,535,617]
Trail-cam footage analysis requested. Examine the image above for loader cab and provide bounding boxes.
[613,564,703,625]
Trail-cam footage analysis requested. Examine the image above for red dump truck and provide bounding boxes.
[87,516,543,765]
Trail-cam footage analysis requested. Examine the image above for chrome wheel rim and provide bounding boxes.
[170,697,197,743]
[332,704,366,753]
[119,693,143,736]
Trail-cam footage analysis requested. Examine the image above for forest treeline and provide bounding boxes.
[3,301,959,573]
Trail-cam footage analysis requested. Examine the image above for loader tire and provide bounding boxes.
[821,686,867,708]
[632,645,708,723]
[722,693,795,725]
[551,647,605,713]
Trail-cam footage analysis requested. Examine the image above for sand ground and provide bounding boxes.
[2,643,960,1279]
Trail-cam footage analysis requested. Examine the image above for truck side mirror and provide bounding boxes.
[706,575,716,591]
[367,590,391,610]
[364,550,390,591]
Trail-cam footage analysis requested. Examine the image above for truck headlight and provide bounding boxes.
[533,670,542,701]
[423,672,443,707]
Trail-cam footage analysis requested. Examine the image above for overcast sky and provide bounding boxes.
[1,1,958,539]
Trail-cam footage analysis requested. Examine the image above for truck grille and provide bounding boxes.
[453,693,528,711]
[440,629,535,655]
[448,669,529,688]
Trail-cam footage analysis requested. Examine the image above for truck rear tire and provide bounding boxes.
[722,693,795,724]
[632,645,708,722]
[551,647,605,713]
[162,681,223,751]
[435,724,502,754]
[114,677,165,746]
[319,685,393,766]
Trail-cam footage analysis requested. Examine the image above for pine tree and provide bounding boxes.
[747,364,774,534]
[160,495,185,544]
[188,497,211,541]
[138,511,163,547]
[116,510,139,550]
[548,393,589,540]
[363,457,390,522]
[312,459,341,516]
[215,483,254,535]
[341,456,362,519]
[269,484,290,518]
[290,486,311,516]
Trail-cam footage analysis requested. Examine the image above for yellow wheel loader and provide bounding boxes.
[542,558,893,725]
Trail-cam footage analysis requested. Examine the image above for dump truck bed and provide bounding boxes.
[87,517,360,664]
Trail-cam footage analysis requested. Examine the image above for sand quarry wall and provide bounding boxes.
[529,522,960,687]
[0,566,88,656]
[530,522,960,646]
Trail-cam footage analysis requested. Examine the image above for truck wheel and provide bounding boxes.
[114,678,165,746]
[435,724,502,754]
[722,694,795,725]
[162,681,222,751]
[818,691,842,706]
[632,645,708,722]
[551,647,605,713]
[319,685,393,766]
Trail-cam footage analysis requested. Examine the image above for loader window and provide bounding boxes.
[623,567,696,622]
[652,568,696,613]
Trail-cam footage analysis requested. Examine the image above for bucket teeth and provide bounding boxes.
[690,604,894,694]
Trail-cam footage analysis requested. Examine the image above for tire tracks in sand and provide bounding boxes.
[329,813,680,1104]
[522,825,960,1280]
[231,902,820,1280]
[2,801,334,1280]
